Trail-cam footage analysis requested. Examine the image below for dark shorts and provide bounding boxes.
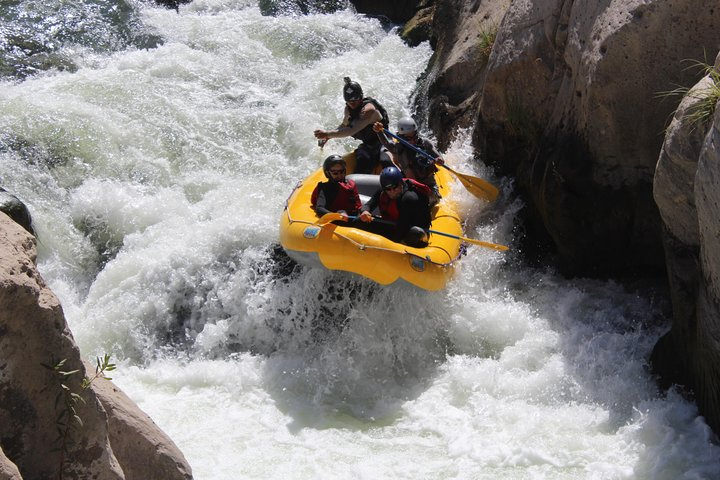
[355,144,392,174]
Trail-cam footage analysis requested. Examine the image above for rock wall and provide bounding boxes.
[476,0,718,275]
[405,0,720,433]
[416,0,718,275]
[418,0,510,141]
[651,52,720,432]
[0,213,192,480]
[693,99,720,431]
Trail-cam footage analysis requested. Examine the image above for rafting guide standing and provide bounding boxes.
[314,77,393,174]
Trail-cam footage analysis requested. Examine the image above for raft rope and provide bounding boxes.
[283,208,464,267]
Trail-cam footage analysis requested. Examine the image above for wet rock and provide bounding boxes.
[0,188,33,235]
[350,0,422,23]
[401,3,435,47]
[259,0,347,16]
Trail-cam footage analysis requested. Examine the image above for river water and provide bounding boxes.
[1,1,719,479]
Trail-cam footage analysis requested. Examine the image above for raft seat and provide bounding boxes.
[347,173,380,208]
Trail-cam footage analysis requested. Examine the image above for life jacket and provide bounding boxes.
[379,178,431,222]
[402,138,437,169]
[348,97,389,148]
[311,179,361,214]
[396,138,438,187]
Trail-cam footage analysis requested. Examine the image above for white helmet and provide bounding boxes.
[397,117,417,136]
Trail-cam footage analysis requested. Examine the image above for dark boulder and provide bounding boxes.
[0,188,33,235]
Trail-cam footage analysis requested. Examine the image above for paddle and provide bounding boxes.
[427,229,508,251]
[382,128,499,201]
[314,212,347,225]
[313,213,508,251]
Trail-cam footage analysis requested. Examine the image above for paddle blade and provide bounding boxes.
[465,238,509,251]
[314,212,344,225]
[442,164,499,201]
[384,128,500,201]
[428,228,509,251]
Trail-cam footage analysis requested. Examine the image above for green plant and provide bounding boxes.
[478,25,498,59]
[660,60,720,129]
[43,354,116,480]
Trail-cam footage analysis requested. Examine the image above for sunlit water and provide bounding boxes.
[1,1,719,479]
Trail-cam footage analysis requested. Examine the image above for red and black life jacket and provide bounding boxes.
[311,179,361,214]
[378,178,431,222]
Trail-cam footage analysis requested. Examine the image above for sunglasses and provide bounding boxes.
[329,169,346,175]
[383,183,401,191]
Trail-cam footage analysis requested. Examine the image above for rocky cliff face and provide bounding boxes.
[458,0,715,276]
[401,0,720,434]
[651,52,720,433]
[0,213,192,480]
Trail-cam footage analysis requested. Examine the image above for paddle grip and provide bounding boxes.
[383,129,436,162]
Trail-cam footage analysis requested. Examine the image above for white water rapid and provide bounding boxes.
[1,1,719,479]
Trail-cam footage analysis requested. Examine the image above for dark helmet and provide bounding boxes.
[323,154,346,179]
[343,76,363,102]
[406,226,429,248]
[380,166,403,188]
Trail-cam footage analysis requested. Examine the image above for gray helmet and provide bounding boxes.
[397,117,417,136]
[343,76,363,102]
[323,154,346,179]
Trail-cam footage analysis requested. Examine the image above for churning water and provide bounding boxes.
[1,1,719,478]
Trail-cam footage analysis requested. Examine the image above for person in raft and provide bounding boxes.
[373,116,444,206]
[313,77,394,174]
[311,154,361,222]
[358,166,432,248]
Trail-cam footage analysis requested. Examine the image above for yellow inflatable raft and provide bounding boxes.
[279,166,464,291]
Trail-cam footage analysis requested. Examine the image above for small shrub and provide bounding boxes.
[478,25,498,59]
[43,354,116,480]
[659,59,720,130]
